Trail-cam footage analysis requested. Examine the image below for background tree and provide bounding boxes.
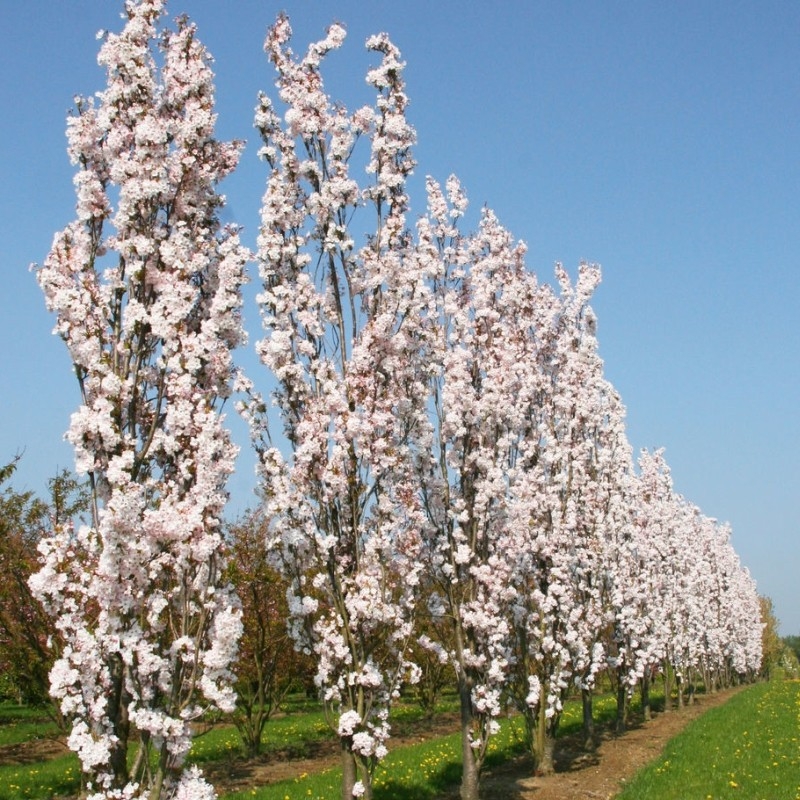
[225,509,315,757]
[0,459,87,718]
[758,596,781,680]
[0,457,49,707]
[783,635,800,663]
[30,2,247,797]
[778,637,800,677]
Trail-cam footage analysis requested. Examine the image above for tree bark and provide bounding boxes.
[108,654,130,788]
[459,679,480,800]
[615,677,628,733]
[533,685,556,775]
[662,661,673,713]
[581,687,595,750]
[641,673,652,721]
[341,738,357,800]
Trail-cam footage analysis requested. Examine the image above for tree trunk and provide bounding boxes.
[341,738,357,800]
[662,661,673,713]
[581,687,595,750]
[459,678,480,800]
[108,654,130,788]
[615,676,628,733]
[533,685,556,775]
[537,727,556,776]
[641,673,651,721]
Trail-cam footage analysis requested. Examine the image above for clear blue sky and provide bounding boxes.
[2,1,798,635]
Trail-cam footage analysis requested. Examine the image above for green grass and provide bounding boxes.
[0,754,81,800]
[0,690,652,800]
[220,715,529,800]
[4,683,796,800]
[0,706,60,748]
[0,705,78,800]
[191,710,333,765]
[617,679,800,800]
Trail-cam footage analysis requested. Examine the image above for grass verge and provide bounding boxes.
[0,706,60,748]
[616,679,800,800]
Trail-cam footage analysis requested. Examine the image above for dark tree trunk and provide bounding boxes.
[581,687,596,750]
[533,686,556,776]
[663,661,673,713]
[615,676,629,733]
[341,738,357,800]
[641,673,652,721]
[108,654,130,788]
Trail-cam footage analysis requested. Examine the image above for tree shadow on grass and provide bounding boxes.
[375,760,462,799]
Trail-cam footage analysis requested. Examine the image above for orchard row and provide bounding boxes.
[30,3,762,800]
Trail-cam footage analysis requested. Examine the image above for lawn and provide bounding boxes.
[616,678,800,800]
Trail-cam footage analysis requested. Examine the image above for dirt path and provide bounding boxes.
[205,689,744,799]
[203,712,464,795]
[466,687,745,799]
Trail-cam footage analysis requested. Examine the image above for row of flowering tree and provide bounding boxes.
[245,14,763,800]
[32,3,763,800]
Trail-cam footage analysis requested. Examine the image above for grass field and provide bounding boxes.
[617,679,800,800]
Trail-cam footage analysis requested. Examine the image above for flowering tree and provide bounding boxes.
[633,449,699,708]
[247,16,430,799]
[499,263,620,772]
[604,466,663,728]
[415,185,546,799]
[631,449,763,711]
[30,2,246,797]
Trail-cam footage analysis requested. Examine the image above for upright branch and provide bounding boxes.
[30,2,247,797]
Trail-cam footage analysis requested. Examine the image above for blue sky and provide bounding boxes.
[1,1,798,635]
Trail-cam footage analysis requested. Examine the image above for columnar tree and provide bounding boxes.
[546,266,631,745]
[632,449,762,707]
[416,183,545,799]
[30,2,247,797]
[248,16,429,799]
[503,263,617,773]
[606,464,664,725]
